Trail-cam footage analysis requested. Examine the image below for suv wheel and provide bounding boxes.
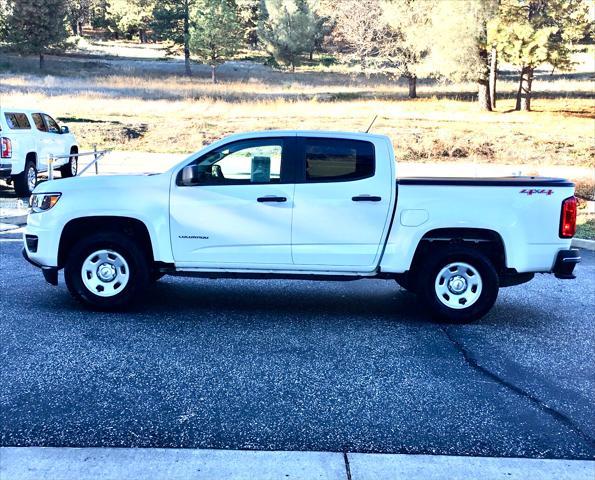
[59,150,78,178]
[65,232,150,310]
[12,159,37,197]
[417,246,499,323]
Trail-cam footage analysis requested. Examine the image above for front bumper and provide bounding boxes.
[552,248,581,279]
[22,247,58,285]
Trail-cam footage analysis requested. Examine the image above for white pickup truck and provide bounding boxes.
[22,131,580,322]
[0,107,79,196]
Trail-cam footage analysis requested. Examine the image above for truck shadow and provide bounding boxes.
[137,278,428,324]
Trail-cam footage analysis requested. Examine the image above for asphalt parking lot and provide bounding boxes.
[1,238,594,460]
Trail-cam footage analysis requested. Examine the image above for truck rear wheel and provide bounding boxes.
[64,232,149,310]
[417,246,499,323]
[12,159,37,197]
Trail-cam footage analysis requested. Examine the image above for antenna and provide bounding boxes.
[365,115,378,133]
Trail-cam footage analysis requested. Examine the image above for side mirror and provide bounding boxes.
[181,165,199,185]
[60,126,69,134]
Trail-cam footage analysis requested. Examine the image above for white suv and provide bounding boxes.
[0,108,79,196]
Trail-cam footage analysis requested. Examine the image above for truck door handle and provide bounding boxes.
[352,195,382,202]
[257,196,287,203]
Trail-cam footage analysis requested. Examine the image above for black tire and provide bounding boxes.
[64,232,150,310]
[12,159,37,197]
[395,273,417,293]
[417,246,499,323]
[59,150,78,178]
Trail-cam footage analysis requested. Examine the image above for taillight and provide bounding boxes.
[560,196,577,238]
[0,137,11,158]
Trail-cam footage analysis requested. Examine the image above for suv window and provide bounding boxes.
[304,138,375,182]
[43,114,60,133]
[4,112,31,130]
[181,139,284,186]
[32,113,47,132]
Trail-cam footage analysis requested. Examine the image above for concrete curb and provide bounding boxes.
[1,447,593,480]
[572,238,595,251]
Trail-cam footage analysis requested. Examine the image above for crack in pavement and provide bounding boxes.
[440,325,595,452]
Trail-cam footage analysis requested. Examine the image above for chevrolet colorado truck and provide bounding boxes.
[22,131,580,322]
[0,107,78,196]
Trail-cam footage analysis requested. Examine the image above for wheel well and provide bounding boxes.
[70,146,78,154]
[25,152,37,167]
[411,228,506,274]
[58,216,154,267]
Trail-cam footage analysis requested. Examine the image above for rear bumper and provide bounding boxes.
[552,248,581,279]
[22,247,58,285]
[0,163,12,178]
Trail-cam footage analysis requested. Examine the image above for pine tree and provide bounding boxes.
[153,0,195,75]
[493,0,590,111]
[237,0,260,48]
[189,0,243,83]
[259,0,322,71]
[65,0,92,35]
[107,0,155,43]
[4,0,69,69]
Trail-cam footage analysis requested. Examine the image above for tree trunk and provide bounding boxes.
[39,53,45,69]
[211,65,217,84]
[309,51,313,61]
[78,22,83,36]
[407,75,417,99]
[183,0,192,76]
[516,66,534,111]
[489,46,497,109]
[477,21,491,111]
[478,79,491,111]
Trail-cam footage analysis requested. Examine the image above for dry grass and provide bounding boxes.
[1,52,593,170]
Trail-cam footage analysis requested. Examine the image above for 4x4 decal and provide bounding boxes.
[520,188,554,196]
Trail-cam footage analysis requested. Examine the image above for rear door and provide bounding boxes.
[291,136,394,269]
[170,136,297,266]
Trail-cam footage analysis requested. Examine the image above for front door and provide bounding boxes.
[170,137,295,266]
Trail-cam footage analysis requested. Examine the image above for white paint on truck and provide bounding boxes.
[22,130,580,322]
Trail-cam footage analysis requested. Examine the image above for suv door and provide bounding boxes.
[170,137,296,266]
[291,136,393,269]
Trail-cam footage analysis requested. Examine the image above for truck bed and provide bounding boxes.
[397,176,574,187]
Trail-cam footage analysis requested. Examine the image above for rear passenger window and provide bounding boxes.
[4,113,31,129]
[304,138,375,182]
[32,113,47,132]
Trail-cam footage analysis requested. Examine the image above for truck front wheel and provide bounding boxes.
[64,232,150,310]
[417,247,499,323]
[59,149,78,178]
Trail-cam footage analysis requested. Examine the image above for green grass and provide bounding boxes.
[576,219,595,240]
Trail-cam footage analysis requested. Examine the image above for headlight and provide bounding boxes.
[30,193,61,213]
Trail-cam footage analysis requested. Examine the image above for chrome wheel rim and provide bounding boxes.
[435,262,482,310]
[70,156,77,175]
[27,166,37,191]
[81,249,130,298]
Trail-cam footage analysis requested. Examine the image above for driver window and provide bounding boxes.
[43,114,60,134]
[187,140,283,185]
